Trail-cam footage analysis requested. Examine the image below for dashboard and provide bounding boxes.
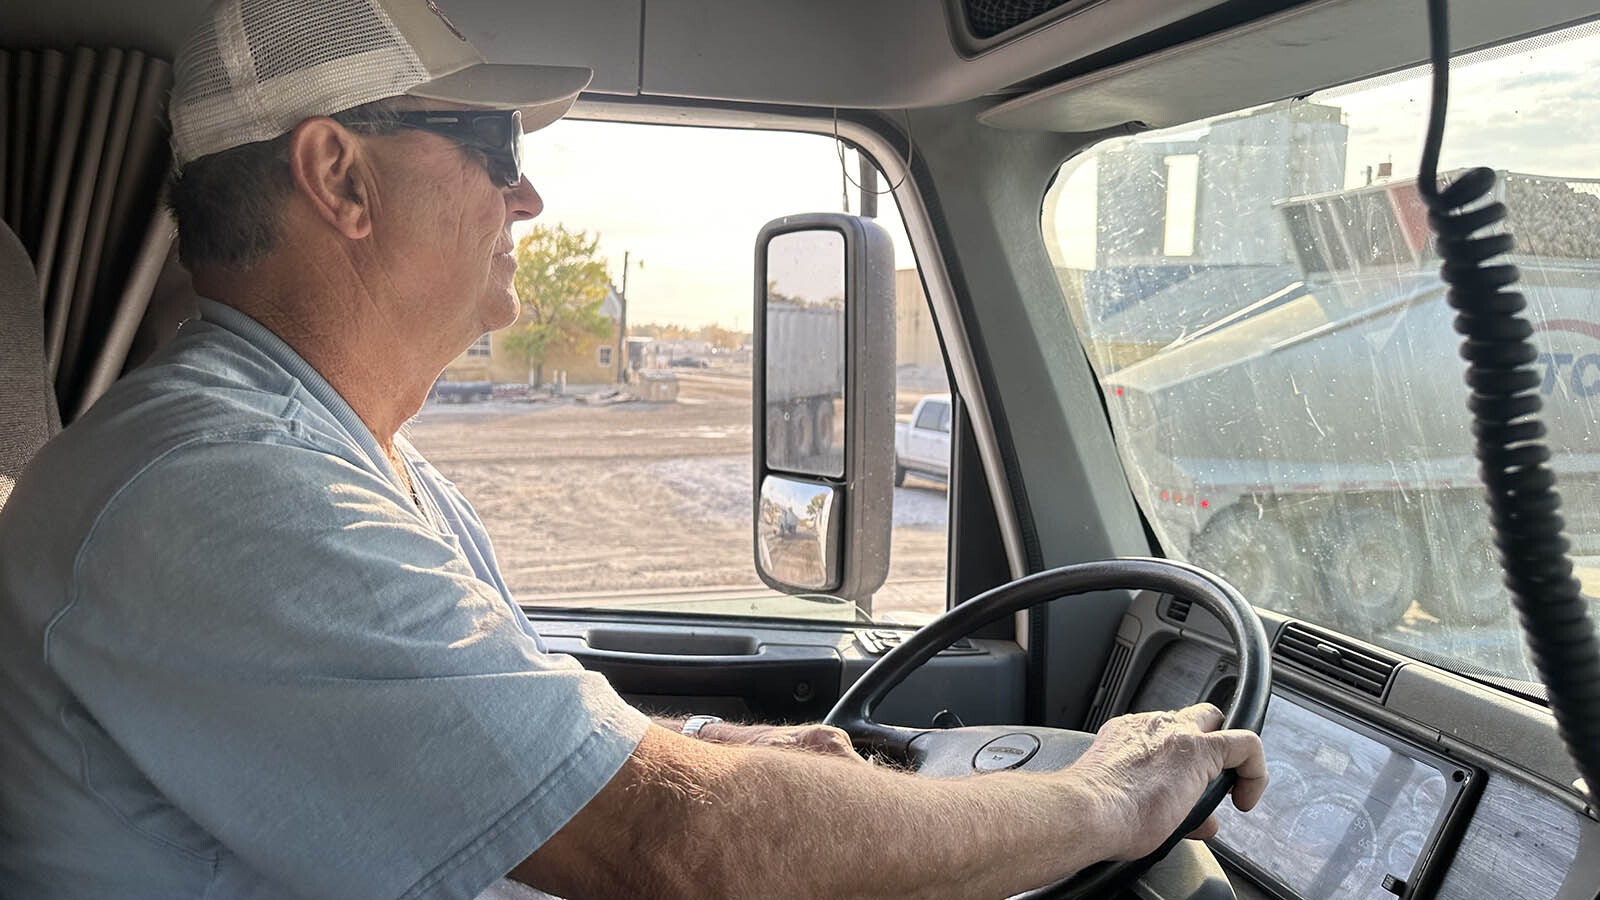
[532,601,1599,900]
[1128,627,1595,900]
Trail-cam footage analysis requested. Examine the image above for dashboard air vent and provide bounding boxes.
[1165,596,1193,623]
[1274,624,1398,699]
[1085,638,1134,730]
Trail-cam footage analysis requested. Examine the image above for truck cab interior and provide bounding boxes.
[4,0,1600,898]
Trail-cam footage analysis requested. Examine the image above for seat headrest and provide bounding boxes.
[0,222,58,510]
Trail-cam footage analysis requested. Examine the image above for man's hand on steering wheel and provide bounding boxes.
[1069,703,1269,860]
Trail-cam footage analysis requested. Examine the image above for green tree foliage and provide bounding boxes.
[502,224,615,386]
[630,321,749,351]
[629,322,687,341]
[695,324,746,351]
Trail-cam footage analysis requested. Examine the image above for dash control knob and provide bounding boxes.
[973,733,1042,771]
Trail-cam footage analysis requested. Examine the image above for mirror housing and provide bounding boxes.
[753,214,896,605]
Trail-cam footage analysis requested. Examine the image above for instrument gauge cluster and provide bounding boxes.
[1211,692,1471,900]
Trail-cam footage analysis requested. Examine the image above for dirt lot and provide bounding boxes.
[406,370,949,621]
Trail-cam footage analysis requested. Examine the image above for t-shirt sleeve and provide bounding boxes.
[50,436,650,900]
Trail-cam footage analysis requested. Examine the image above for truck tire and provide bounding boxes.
[813,400,834,455]
[766,410,788,468]
[1188,505,1314,617]
[894,463,907,487]
[1419,505,1512,625]
[1316,503,1422,633]
[792,400,817,459]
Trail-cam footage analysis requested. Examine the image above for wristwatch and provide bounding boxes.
[680,714,723,739]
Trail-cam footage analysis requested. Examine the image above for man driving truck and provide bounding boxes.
[0,0,1267,897]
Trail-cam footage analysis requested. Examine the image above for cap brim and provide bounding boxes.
[407,63,592,132]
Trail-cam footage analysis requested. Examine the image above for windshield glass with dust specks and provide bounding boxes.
[1042,22,1600,690]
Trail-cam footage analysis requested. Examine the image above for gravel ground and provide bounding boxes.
[407,370,949,620]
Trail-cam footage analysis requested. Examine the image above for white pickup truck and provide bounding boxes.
[894,394,951,486]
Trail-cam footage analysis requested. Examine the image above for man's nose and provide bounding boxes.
[507,177,542,222]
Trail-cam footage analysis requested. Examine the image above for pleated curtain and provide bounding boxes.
[1,47,174,423]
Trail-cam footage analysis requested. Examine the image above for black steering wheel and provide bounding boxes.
[824,558,1272,899]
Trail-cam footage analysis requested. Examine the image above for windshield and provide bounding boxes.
[1042,22,1600,688]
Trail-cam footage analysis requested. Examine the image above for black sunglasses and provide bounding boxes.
[379,109,525,188]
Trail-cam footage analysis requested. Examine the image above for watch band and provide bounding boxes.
[680,714,723,739]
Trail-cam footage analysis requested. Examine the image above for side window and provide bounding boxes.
[409,121,948,625]
[914,402,942,430]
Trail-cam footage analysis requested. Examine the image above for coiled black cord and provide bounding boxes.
[1417,0,1600,799]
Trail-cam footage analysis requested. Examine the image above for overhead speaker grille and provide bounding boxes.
[963,0,1079,38]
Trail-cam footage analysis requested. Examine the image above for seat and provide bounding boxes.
[0,221,58,510]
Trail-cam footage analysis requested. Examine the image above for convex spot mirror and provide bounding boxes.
[753,215,896,604]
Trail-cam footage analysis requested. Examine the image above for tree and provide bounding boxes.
[694,323,746,351]
[501,224,615,387]
[630,322,687,341]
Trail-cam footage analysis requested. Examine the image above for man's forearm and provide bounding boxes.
[514,724,1116,900]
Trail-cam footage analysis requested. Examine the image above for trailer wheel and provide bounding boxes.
[766,410,788,468]
[813,400,835,455]
[1419,510,1511,625]
[1316,503,1422,633]
[792,400,816,459]
[1188,505,1314,616]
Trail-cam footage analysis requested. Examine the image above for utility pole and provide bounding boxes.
[616,250,629,384]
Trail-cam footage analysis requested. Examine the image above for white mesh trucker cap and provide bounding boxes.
[169,0,593,165]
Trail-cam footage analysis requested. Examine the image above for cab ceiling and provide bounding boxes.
[3,0,1228,108]
[4,0,1595,126]
[984,0,1600,132]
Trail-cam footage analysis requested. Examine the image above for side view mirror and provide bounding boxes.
[752,214,896,605]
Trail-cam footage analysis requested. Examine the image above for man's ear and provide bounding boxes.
[286,117,374,241]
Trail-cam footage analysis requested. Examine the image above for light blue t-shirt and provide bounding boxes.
[0,300,649,899]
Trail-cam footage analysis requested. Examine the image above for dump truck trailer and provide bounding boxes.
[1105,172,1600,632]
[764,300,845,471]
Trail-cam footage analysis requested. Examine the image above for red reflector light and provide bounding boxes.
[1200,500,1210,509]
[1160,491,1170,501]
[1115,387,1124,396]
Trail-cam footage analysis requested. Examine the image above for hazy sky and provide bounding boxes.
[516,23,1598,329]
[518,123,913,331]
[1047,24,1600,269]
